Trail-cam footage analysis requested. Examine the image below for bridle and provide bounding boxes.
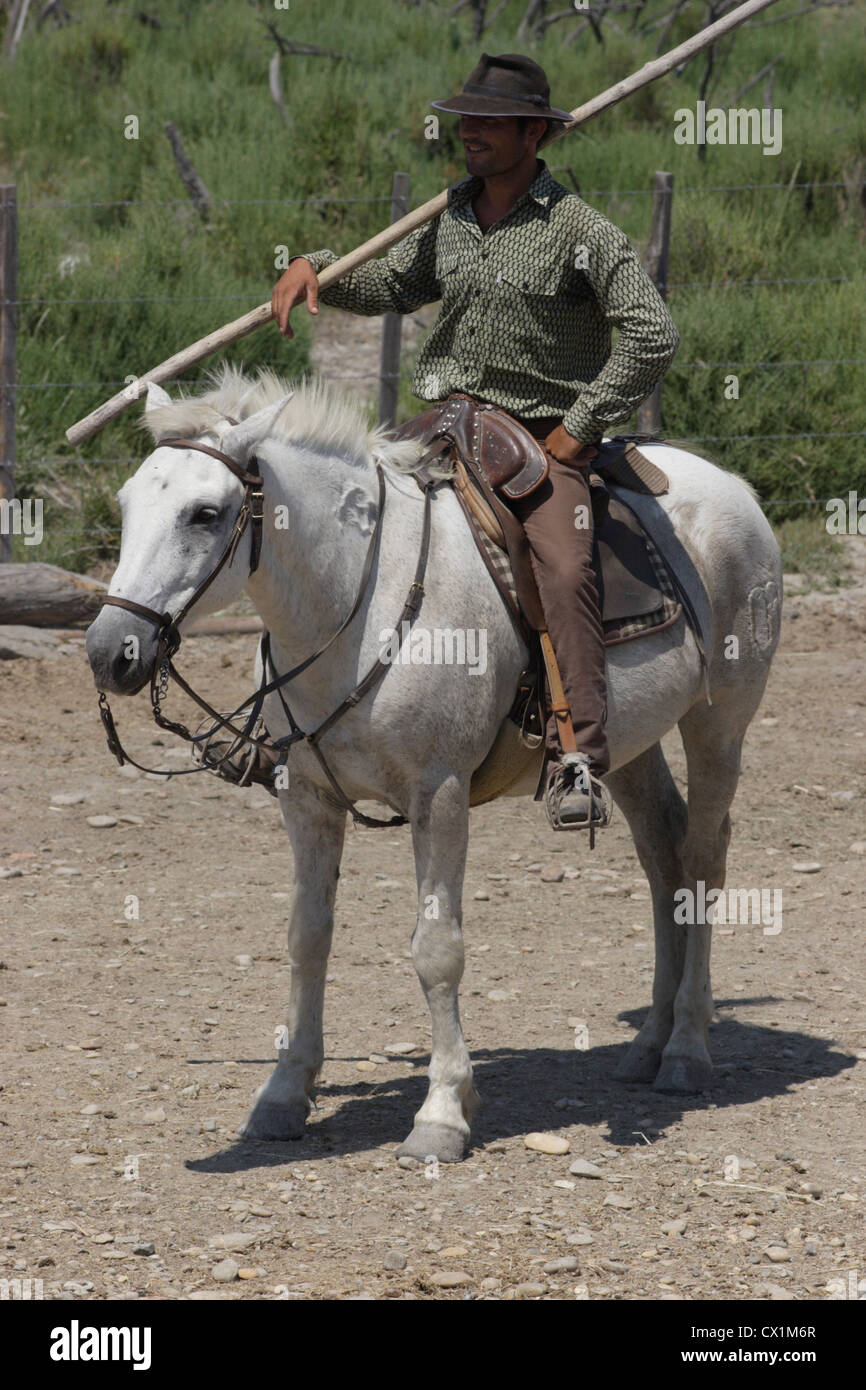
[96,432,445,827]
[102,435,266,643]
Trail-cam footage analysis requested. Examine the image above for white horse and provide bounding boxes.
[86,367,782,1163]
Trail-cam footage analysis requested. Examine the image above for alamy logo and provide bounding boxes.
[673,101,782,156]
[826,492,866,535]
[826,1270,864,1300]
[378,622,488,675]
[0,1277,44,1300]
[49,1320,152,1371]
[673,881,782,935]
[0,497,43,545]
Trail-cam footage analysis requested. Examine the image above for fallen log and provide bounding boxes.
[0,562,107,625]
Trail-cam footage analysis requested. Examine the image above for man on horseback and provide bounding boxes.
[271,52,680,833]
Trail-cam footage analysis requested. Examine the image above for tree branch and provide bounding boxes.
[744,0,851,24]
[263,21,349,60]
[163,122,211,221]
[720,50,784,106]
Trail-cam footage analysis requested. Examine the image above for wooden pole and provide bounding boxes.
[66,0,781,447]
[637,170,673,436]
[378,171,410,430]
[269,50,289,126]
[4,0,32,62]
[0,185,17,562]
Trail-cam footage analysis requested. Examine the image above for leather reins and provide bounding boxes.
[97,434,445,827]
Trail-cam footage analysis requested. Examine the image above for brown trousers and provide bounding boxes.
[505,416,610,779]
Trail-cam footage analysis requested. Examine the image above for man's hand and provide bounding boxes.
[544,424,598,468]
[271,258,319,338]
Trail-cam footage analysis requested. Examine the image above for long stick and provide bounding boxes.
[0,186,17,562]
[378,170,411,429]
[66,0,780,446]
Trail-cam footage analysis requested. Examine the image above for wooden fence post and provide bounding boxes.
[637,170,673,436]
[0,184,17,563]
[4,0,32,63]
[377,171,409,430]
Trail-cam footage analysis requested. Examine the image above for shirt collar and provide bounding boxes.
[450,157,556,214]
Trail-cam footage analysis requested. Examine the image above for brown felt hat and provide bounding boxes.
[431,52,572,123]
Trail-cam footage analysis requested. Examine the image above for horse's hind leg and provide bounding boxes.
[242,780,346,1141]
[398,774,477,1164]
[653,697,752,1093]
[606,742,689,1084]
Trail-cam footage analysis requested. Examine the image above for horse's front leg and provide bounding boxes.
[242,780,346,1141]
[398,775,477,1164]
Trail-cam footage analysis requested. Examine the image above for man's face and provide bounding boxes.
[459,114,545,177]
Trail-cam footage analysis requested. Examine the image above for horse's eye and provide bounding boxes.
[191,506,221,525]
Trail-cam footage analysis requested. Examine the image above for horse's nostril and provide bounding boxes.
[111,646,139,687]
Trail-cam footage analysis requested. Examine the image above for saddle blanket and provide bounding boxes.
[470,486,682,647]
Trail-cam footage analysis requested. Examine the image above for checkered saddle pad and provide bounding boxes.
[471,485,682,647]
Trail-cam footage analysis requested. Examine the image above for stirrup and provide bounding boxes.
[194,728,277,796]
[545,751,612,846]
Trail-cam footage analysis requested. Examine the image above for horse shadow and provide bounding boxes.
[184,1000,855,1175]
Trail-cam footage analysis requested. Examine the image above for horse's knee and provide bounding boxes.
[411,913,464,989]
[682,813,731,889]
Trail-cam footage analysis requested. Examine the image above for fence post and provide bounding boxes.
[0,184,17,563]
[4,0,32,63]
[637,170,673,436]
[377,171,409,430]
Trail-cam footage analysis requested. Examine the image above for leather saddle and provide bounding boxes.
[397,392,549,499]
[392,395,672,642]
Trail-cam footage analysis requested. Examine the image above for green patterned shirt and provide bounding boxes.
[295,159,679,444]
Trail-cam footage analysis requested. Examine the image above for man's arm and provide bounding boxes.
[272,220,440,336]
[561,217,680,446]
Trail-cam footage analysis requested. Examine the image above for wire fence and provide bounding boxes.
[11,356,866,390]
[6,269,865,308]
[15,180,856,211]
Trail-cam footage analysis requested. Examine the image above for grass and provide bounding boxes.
[1,0,863,570]
[775,514,853,589]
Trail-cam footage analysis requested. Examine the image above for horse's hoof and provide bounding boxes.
[240,1100,309,1141]
[397,1122,469,1164]
[653,1053,712,1094]
[614,1042,662,1083]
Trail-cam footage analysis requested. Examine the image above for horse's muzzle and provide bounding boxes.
[85,606,158,695]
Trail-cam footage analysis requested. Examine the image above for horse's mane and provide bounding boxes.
[141,364,446,477]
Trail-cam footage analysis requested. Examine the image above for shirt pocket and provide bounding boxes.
[496,257,566,297]
[435,249,462,294]
[492,256,567,353]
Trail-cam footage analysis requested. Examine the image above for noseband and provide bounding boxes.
[96,432,447,826]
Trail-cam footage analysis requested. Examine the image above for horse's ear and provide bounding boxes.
[144,381,173,413]
[220,395,293,460]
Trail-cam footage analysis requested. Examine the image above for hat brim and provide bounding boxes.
[431,96,572,122]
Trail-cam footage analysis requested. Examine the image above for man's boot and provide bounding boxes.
[194,729,278,796]
[545,751,611,834]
